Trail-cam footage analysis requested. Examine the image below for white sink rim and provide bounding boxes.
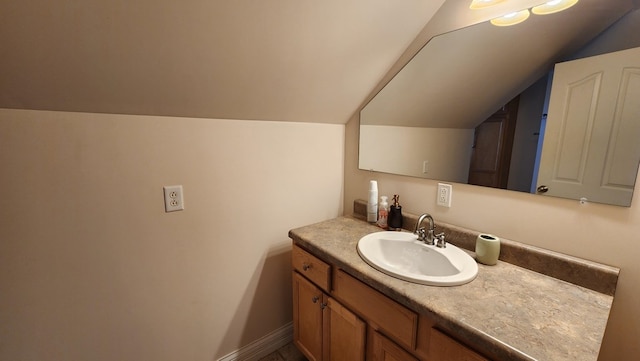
[357,231,478,286]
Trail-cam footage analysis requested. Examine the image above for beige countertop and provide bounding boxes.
[289,216,615,361]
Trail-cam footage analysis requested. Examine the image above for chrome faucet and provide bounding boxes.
[414,213,436,245]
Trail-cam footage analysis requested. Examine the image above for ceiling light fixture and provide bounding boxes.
[490,9,530,27]
[532,0,579,15]
[469,0,506,10]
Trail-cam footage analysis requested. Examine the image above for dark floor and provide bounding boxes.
[258,342,307,361]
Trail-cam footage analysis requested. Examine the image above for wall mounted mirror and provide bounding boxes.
[359,0,640,206]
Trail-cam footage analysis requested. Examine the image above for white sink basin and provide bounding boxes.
[357,231,478,286]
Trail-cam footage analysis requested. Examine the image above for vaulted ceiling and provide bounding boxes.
[1,0,638,124]
[0,0,446,123]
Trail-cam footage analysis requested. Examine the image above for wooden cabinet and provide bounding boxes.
[292,248,365,361]
[292,244,490,361]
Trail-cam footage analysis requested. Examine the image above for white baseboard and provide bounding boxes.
[217,322,293,361]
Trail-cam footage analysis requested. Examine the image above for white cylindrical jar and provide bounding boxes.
[475,234,500,265]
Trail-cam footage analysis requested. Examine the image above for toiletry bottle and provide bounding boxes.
[367,180,378,223]
[388,194,403,230]
[377,196,389,229]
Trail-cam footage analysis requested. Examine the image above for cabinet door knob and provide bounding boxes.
[302,263,311,271]
[312,296,319,303]
[320,302,327,310]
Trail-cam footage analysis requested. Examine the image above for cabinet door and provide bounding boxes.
[372,331,419,361]
[430,329,489,361]
[323,297,366,361]
[293,272,323,361]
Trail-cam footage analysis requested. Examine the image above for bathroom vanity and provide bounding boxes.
[289,204,618,361]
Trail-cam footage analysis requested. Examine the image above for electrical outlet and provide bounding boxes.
[163,185,184,212]
[437,183,452,207]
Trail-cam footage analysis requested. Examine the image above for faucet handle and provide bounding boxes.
[435,232,446,248]
[415,227,427,242]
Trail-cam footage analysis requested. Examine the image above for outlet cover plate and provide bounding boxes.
[163,185,184,212]
[437,183,452,207]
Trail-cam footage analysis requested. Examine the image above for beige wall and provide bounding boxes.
[344,113,640,360]
[0,109,344,360]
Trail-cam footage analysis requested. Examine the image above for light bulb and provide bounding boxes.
[532,0,579,15]
[490,9,530,26]
[469,0,506,10]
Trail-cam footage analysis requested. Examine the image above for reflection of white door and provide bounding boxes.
[536,47,640,206]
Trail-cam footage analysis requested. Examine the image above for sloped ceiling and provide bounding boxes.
[362,0,639,129]
[0,0,446,123]
[1,0,638,125]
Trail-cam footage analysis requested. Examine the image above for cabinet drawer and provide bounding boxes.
[430,328,489,361]
[372,331,419,361]
[333,269,418,350]
[292,245,331,292]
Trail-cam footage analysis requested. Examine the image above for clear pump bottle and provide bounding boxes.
[377,196,389,229]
